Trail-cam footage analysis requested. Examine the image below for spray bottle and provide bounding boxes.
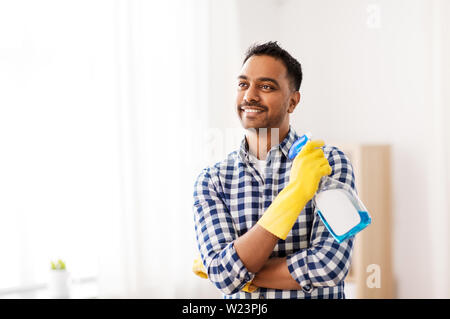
[288,133,371,243]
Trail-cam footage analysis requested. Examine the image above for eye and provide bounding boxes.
[238,82,248,89]
[261,84,274,90]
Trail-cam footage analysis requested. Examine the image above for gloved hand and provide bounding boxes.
[192,258,258,293]
[257,140,332,239]
[192,258,208,279]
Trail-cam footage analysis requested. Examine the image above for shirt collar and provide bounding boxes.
[238,125,300,163]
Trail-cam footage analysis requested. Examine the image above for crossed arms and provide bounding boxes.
[193,147,354,295]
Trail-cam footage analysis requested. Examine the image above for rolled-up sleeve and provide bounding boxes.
[193,167,255,295]
[286,146,356,292]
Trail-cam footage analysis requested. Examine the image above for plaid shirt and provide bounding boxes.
[193,126,355,299]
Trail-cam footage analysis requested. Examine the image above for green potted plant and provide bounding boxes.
[48,259,70,298]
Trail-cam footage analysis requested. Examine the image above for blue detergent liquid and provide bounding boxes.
[317,210,371,243]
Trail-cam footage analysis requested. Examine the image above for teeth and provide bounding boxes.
[243,109,262,113]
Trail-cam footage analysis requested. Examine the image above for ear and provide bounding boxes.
[287,91,301,113]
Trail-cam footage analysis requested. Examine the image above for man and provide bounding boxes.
[193,41,355,299]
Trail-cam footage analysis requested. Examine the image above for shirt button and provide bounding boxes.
[302,284,313,293]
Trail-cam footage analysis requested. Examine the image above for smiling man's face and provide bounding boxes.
[236,55,299,131]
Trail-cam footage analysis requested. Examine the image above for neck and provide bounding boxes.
[246,126,289,160]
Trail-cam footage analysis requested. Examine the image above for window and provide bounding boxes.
[0,0,119,297]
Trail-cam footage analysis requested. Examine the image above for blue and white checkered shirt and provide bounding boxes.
[193,126,355,299]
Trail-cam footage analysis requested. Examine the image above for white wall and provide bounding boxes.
[208,0,450,298]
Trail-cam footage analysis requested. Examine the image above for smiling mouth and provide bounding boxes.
[240,107,265,113]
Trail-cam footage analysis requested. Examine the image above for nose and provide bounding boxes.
[243,84,260,103]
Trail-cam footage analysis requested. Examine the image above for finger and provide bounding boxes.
[318,163,332,176]
[299,140,325,157]
[307,148,326,160]
[318,157,330,167]
[304,139,325,152]
[311,157,330,171]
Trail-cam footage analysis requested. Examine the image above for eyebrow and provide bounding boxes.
[237,75,280,88]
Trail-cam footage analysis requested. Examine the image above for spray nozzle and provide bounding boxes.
[288,131,312,160]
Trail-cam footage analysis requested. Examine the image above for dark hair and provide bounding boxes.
[243,41,302,91]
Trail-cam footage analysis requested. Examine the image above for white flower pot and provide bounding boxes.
[48,270,71,299]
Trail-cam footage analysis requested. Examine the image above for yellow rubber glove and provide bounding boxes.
[257,140,332,240]
[192,258,258,293]
[192,258,208,279]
